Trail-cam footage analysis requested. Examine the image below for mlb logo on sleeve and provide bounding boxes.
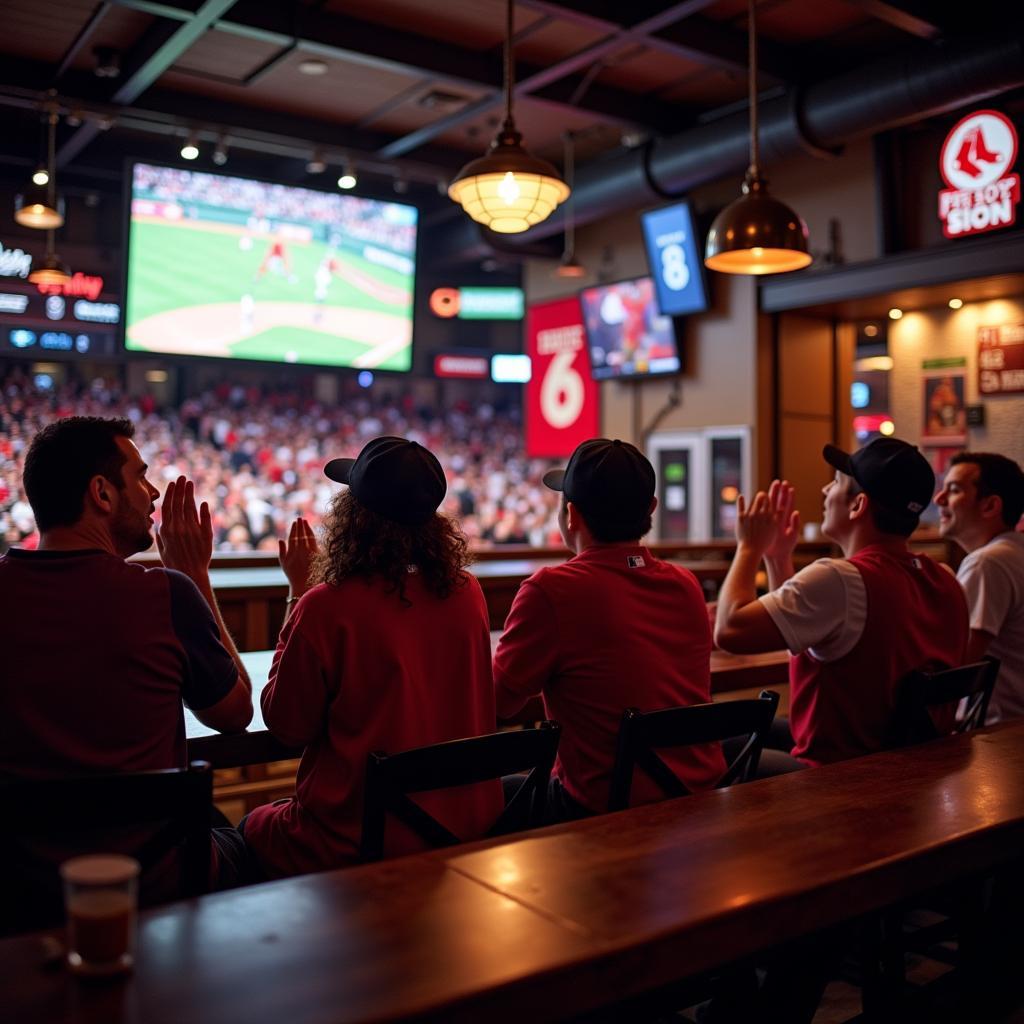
[626,555,646,568]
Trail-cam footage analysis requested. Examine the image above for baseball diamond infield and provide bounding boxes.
[127,302,413,369]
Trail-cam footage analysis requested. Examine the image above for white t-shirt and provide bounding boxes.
[759,558,867,662]
[957,531,1024,723]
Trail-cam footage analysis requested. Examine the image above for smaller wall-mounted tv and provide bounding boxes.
[640,201,709,317]
[579,276,680,380]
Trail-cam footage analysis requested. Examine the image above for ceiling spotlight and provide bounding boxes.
[180,132,200,161]
[888,308,903,320]
[337,162,357,190]
[948,298,964,309]
[704,0,810,275]
[65,109,83,128]
[447,0,568,233]
[93,45,121,79]
[212,137,229,166]
[31,167,49,186]
[306,150,327,174]
[298,59,329,76]
[863,324,879,337]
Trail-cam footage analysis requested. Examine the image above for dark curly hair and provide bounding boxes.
[313,490,472,605]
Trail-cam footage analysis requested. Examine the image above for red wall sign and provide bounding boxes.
[978,324,1024,395]
[938,110,1020,239]
[433,353,489,378]
[525,297,599,458]
[35,272,105,301]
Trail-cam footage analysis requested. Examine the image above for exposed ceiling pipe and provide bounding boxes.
[427,31,1024,266]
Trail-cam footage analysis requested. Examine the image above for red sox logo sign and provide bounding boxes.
[938,110,1019,239]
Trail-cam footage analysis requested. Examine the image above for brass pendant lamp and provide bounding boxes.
[556,132,585,277]
[28,230,71,286]
[15,100,65,230]
[448,0,569,234]
[704,0,810,275]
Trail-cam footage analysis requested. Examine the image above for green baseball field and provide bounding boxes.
[125,217,415,370]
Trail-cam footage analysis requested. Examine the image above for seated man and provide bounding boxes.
[715,438,968,773]
[493,438,724,820]
[0,417,253,911]
[936,452,1024,722]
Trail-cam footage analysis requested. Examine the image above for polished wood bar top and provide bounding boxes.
[5,724,1023,1024]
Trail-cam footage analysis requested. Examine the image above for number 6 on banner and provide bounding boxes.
[540,351,585,429]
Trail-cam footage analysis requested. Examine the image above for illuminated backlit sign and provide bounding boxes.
[429,286,524,320]
[938,110,1020,238]
[0,242,32,279]
[433,354,490,379]
[491,353,531,383]
[74,299,121,324]
[0,293,28,313]
[36,272,105,301]
[978,323,1024,395]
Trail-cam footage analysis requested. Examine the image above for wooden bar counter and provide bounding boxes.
[4,723,1023,1024]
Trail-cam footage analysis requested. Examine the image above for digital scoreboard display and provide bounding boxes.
[640,201,709,318]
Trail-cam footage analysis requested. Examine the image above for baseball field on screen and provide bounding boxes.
[124,164,417,371]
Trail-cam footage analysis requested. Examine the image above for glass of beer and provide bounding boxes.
[60,855,140,976]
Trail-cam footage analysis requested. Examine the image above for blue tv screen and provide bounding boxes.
[640,201,709,317]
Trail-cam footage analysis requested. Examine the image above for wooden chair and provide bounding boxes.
[359,722,560,862]
[0,760,214,936]
[608,690,780,812]
[887,656,1000,747]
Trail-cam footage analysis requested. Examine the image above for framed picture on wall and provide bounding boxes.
[921,370,967,445]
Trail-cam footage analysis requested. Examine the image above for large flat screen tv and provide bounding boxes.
[640,201,709,317]
[579,276,680,380]
[124,162,418,371]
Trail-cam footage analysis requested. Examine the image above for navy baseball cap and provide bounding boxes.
[325,436,447,526]
[823,437,934,524]
[543,438,655,529]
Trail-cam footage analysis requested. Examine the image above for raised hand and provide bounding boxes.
[735,489,782,561]
[279,517,319,599]
[764,479,801,566]
[156,476,213,582]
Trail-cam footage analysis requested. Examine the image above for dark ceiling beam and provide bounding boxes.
[55,1,114,81]
[516,0,792,80]
[57,0,240,167]
[0,59,460,184]
[837,0,943,40]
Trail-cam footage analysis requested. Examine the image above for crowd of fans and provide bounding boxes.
[0,369,562,553]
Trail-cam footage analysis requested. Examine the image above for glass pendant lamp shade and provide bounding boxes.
[705,171,810,274]
[15,184,64,230]
[448,0,569,234]
[449,128,569,233]
[28,251,71,285]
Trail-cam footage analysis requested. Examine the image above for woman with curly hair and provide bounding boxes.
[242,437,502,878]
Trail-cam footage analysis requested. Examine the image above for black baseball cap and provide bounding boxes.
[543,438,655,529]
[823,437,934,523]
[324,436,447,526]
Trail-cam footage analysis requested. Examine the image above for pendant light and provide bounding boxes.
[28,230,71,286]
[556,132,586,278]
[448,0,569,234]
[15,101,65,230]
[704,0,810,275]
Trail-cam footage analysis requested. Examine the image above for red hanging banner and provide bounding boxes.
[525,296,600,458]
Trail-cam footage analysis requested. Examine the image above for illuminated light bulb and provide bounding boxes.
[948,298,963,309]
[497,171,521,205]
[32,168,49,186]
[879,420,896,436]
[888,308,903,320]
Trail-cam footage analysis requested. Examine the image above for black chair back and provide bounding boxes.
[608,691,780,812]
[888,656,1000,747]
[360,722,560,861]
[0,760,213,935]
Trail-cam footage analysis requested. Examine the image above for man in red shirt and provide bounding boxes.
[715,438,968,774]
[493,438,723,820]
